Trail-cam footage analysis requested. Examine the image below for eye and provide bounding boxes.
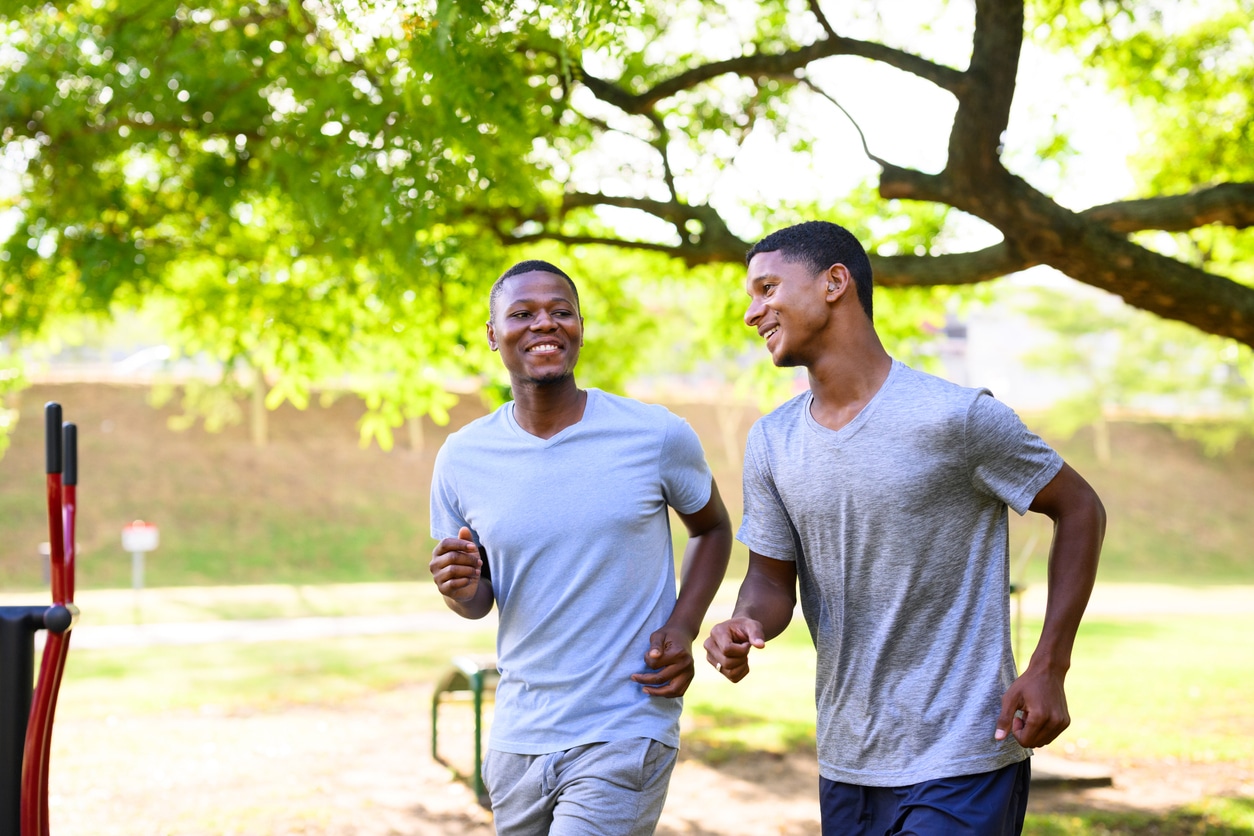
[510,310,531,319]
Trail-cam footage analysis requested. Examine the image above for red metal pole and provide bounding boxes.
[62,424,76,604]
[21,406,77,836]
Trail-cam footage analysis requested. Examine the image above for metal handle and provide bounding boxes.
[62,423,77,487]
[43,403,61,475]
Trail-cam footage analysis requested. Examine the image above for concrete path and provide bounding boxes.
[60,611,488,649]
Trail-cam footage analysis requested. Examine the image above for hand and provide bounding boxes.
[429,526,482,602]
[996,664,1071,748]
[631,627,696,698]
[703,617,767,683]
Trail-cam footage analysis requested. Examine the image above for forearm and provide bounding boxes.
[1029,483,1106,674]
[732,556,797,641]
[666,526,733,639]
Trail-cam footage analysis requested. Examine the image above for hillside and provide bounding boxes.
[2,382,1251,592]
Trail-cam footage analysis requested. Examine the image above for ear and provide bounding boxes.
[824,264,853,303]
[579,315,585,346]
[486,320,499,351]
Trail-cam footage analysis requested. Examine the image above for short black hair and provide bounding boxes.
[489,259,581,321]
[746,221,874,320]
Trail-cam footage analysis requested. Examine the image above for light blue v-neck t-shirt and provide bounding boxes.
[430,388,712,754]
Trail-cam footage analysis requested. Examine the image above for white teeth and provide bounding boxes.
[764,327,779,339]
[528,344,559,353]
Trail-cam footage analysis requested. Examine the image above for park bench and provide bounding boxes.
[431,655,499,806]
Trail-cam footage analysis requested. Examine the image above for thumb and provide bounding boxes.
[738,620,767,649]
[457,526,475,547]
[647,633,668,660]
[995,692,1019,741]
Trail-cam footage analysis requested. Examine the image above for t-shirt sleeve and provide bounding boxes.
[966,392,1063,515]
[659,414,713,515]
[429,442,467,540]
[736,424,798,562]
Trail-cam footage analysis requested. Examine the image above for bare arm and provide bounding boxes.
[702,551,798,683]
[997,461,1106,746]
[633,478,734,697]
[429,526,496,620]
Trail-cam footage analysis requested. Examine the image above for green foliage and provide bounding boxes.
[1016,285,1254,456]
[0,347,23,458]
[3,0,1251,455]
[0,0,587,444]
[1027,0,1254,294]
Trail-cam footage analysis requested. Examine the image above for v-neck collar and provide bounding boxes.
[803,360,900,444]
[506,389,596,446]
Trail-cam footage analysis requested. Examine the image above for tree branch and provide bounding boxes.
[576,38,966,116]
[808,0,838,40]
[1082,183,1254,232]
[799,75,889,168]
[872,243,1027,287]
[947,0,1023,178]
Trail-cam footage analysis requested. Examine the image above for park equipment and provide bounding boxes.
[0,403,79,835]
[431,655,499,807]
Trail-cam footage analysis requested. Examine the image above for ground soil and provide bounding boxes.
[47,680,1252,836]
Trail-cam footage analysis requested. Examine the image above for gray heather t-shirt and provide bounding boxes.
[430,389,712,755]
[738,360,1062,786]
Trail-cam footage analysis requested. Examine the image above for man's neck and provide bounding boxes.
[511,378,587,439]
[806,337,893,432]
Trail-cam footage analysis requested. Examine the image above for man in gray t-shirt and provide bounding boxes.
[430,259,732,835]
[704,222,1106,836]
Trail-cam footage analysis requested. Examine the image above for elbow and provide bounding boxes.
[1082,480,1107,546]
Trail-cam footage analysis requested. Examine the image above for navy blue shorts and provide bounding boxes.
[819,759,1031,836]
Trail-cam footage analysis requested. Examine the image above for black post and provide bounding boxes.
[0,607,49,835]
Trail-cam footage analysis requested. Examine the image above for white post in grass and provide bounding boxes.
[122,520,159,623]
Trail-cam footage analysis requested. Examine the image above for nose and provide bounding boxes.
[530,309,557,330]
[744,295,764,328]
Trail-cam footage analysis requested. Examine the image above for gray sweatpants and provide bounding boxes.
[483,738,678,835]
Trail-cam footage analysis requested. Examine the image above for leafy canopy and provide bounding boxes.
[2,0,1252,449]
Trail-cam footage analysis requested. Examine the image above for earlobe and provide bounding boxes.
[486,322,498,351]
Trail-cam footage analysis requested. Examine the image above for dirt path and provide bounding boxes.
[48,682,1249,836]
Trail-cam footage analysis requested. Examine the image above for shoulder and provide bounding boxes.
[888,364,1045,451]
[588,389,683,430]
[436,404,511,458]
[893,361,980,401]
[881,361,992,424]
[748,391,810,438]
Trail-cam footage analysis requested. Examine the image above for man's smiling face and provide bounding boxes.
[487,270,584,386]
[744,250,830,368]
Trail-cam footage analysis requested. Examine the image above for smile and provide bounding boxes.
[763,326,779,340]
[527,342,561,354]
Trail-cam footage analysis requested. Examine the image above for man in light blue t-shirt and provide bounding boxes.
[703,221,1106,836]
[430,259,732,835]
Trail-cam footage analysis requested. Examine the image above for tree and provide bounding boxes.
[2,0,1251,449]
